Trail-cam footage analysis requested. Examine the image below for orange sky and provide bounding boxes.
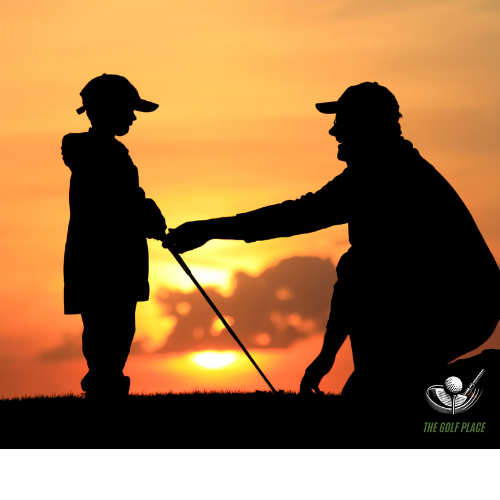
[0,0,499,398]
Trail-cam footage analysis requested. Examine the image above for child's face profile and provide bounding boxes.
[87,104,137,137]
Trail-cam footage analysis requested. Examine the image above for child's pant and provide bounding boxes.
[80,299,137,396]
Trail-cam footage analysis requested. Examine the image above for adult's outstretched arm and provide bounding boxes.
[163,170,352,253]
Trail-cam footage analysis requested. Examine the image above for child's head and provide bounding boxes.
[85,102,137,137]
[76,74,158,136]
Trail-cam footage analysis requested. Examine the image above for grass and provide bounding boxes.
[0,391,342,449]
[0,389,337,406]
[0,391,341,436]
[0,389,337,415]
[0,391,356,480]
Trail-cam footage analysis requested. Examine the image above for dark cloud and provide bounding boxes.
[38,257,337,359]
[155,256,337,353]
[39,334,81,361]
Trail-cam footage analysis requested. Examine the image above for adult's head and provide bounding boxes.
[77,74,159,137]
[316,82,402,161]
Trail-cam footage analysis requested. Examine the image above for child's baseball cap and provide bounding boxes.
[76,74,159,115]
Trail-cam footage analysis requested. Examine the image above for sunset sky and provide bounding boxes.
[1,0,499,398]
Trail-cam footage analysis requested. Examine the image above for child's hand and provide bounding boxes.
[141,199,167,239]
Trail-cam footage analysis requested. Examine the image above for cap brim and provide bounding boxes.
[134,99,159,112]
[315,101,339,114]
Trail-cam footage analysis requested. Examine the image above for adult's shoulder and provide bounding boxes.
[401,138,477,219]
[397,138,425,163]
[397,138,444,181]
[315,167,351,190]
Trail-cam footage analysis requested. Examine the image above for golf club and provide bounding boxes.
[166,246,280,395]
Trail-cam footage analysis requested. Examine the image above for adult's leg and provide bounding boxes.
[339,311,498,413]
[436,310,499,365]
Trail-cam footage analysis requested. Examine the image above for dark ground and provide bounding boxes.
[0,387,494,442]
[0,392,492,490]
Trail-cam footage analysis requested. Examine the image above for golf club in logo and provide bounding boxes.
[425,369,485,415]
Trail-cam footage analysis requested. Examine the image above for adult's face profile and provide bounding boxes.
[329,110,399,161]
[329,111,372,161]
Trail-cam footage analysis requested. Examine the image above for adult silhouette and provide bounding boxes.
[62,74,167,399]
[163,82,500,401]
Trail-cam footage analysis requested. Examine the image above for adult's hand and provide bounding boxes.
[299,352,335,395]
[162,220,212,253]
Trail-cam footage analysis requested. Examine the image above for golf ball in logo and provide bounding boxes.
[444,376,463,394]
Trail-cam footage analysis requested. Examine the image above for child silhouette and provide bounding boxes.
[62,74,167,399]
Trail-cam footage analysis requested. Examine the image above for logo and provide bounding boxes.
[425,369,485,415]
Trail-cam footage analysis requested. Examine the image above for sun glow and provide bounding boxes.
[191,351,238,369]
[135,298,178,352]
[149,262,235,296]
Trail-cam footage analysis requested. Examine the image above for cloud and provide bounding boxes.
[154,256,337,353]
[36,256,337,360]
[39,334,81,361]
[330,0,444,19]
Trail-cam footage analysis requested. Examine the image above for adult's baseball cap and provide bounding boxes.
[315,82,400,118]
[76,74,159,115]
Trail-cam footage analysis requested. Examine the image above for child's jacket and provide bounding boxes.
[62,128,165,314]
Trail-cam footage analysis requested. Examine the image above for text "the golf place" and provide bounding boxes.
[423,422,486,433]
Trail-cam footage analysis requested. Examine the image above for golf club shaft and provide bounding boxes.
[464,368,486,396]
[168,249,279,394]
